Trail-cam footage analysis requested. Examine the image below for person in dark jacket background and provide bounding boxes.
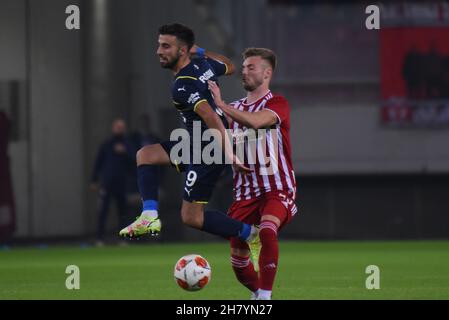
[90,118,135,245]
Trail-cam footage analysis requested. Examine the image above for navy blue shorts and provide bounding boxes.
[160,140,226,203]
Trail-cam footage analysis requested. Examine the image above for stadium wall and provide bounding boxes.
[1,0,448,241]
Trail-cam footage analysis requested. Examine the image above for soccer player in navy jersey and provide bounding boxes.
[119,24,258,244]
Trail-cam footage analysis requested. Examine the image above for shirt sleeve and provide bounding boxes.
[264,96,289,125]
[205,57,228,77]
[172,81,208,112]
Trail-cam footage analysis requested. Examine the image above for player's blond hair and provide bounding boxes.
[242,48,277,71]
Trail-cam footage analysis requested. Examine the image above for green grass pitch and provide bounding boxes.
[1,241,448,299]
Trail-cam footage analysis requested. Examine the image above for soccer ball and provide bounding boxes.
[174,254,211,291]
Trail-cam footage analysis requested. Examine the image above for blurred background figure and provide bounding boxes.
[90,118,135,246]
[402,45,425,100]
[0,111,16,244]
[424,43,444,99]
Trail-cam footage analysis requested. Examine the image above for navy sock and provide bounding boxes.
[203,210,251,240]
[137,165,159,201]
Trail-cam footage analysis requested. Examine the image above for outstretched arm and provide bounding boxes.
[208,81,277,129]
[190,45,235,75]
[194,100,251,173]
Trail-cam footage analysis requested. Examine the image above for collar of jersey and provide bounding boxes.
[174,60,196,80]
[242,90,272,106]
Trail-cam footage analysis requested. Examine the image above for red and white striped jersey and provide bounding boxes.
[230,91,296,201]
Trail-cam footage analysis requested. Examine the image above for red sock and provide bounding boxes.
[259,221,279,291]
[231,254,259,292]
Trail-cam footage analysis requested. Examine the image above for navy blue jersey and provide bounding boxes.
[171,57,228,142]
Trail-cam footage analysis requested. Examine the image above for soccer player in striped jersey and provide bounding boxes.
[208,48,298,300]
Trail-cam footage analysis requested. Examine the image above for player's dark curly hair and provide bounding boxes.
[158,23,195,50]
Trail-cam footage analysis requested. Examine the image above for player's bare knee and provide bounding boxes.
[180,209,202,229]
[137,145,157,165]
[136,147,147,165]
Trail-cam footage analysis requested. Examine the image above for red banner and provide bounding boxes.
[380,27,449,126]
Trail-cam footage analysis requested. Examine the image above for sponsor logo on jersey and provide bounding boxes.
[199,69,215,83]
[187,92,201,105]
